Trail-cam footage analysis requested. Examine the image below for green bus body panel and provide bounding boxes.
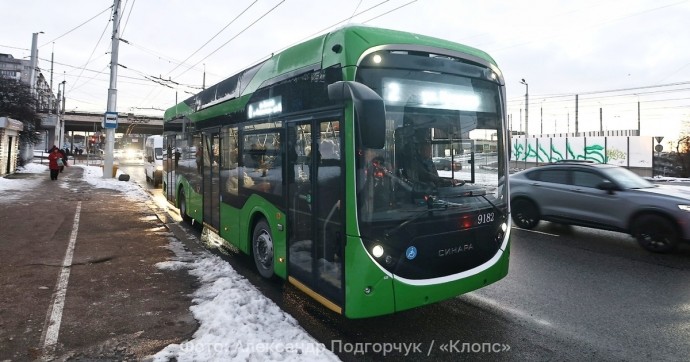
[164,25,498,123]
[393,241,510,313]
[242,36,326,93]
[188,186,202,222]
[343,235,395,318]
[321,26,497,70]
[219,202,241,249]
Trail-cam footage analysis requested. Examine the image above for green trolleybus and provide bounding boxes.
[162,25,510,318]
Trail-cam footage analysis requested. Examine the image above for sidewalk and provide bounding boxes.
[0,165,198,360]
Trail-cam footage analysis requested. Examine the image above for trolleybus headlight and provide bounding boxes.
[495,222,508,245]
[372,245,384,258]
[678,204,690,212]
[373,54,382,64]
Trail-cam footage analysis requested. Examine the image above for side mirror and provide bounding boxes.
[597,181,618,194]
[328,81,386,149]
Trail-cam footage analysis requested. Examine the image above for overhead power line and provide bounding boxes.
[166,0,259,75]
[174,0,286,79]
[39,5,113,48]
[507,80,690,104]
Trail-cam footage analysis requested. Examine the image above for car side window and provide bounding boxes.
[539,169,569,184]
[525,170,540,181]
[572,170,606,188]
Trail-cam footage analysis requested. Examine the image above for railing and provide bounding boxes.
[33,150,104,166]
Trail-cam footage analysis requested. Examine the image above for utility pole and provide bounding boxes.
[520,79,529,137]
[58,80,66,148]
[28,32,43,96]
[575,94,579,135]
[637,100,641,135]
[104,0,121,178]
[49,44,54,112]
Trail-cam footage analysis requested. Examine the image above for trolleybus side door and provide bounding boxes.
[202,131,221,231]
[286,117,344,309]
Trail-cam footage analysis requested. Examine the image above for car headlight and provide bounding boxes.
[678,205,690,212]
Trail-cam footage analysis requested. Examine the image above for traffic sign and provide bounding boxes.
[103,112,118,129]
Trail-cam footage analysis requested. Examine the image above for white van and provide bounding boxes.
[144,135,164,187]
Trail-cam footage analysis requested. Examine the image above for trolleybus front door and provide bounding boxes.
[286,118,344,311]
[202,132,221,231]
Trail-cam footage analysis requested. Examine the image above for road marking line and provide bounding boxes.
[511,226,560,237]
[462,292,553,327]
[41,201,82,352]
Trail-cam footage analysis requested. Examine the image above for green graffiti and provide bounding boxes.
[524,143,538,161]
[566,142,578,159]
[537,143,550,162]
[513,142,524,160]
[563,141,608,163]
[607,148,626,161]
[583,144,606,163]
[550,144,564,162]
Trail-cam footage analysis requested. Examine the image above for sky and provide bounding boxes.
[2,0,690,147]
[2,162,339,360]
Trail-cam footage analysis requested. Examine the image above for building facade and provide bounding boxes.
[0,117,24,176]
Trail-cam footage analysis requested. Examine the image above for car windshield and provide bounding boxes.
[600,166,654,189]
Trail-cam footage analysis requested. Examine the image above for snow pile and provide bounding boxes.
[153,239,339,361]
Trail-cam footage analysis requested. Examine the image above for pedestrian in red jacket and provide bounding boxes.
[48,146,64,180]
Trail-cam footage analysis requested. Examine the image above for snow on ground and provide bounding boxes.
[153,239,336,361]
[0,162,47,193]
[4,162,340,361]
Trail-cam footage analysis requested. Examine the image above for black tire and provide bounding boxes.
[252,219,274,279]
[511,198,540,229]
[178,189,191,222]
[632,214,679,253]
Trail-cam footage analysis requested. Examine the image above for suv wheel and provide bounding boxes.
[633,214,679,253]
[512,198,540,229]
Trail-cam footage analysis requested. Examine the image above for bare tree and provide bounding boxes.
[675,135,690,177]
[0,77,42,146]
[672,119,690,177]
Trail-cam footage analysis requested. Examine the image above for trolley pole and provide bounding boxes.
[104,0,121,178]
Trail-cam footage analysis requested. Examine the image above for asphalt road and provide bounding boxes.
[128,163,690,361]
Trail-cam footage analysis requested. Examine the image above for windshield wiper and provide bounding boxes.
[383,190,506,237]
[479,194,506,219]
[384,196,465,237]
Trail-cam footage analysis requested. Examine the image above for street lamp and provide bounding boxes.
[520,79,529,137]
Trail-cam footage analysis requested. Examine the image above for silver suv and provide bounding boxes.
[510,161,690,253]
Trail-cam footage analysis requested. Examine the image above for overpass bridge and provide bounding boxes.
[58,111,165,135]
[37,111,165,150]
